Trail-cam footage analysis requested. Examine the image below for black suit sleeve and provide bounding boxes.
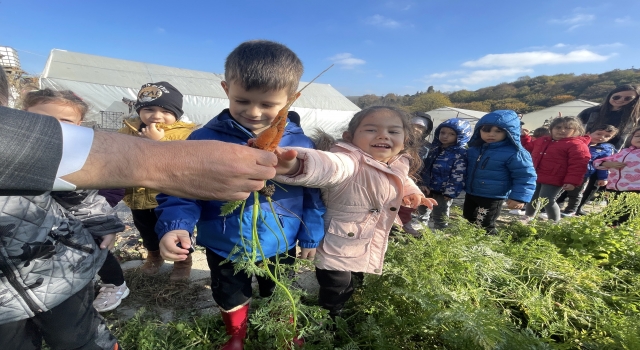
[0,106,63,195]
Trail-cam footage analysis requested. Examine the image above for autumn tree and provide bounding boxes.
[549,94,575,105]
[409,92,451,113]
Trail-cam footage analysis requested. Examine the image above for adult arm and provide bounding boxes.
[62,131,277,200]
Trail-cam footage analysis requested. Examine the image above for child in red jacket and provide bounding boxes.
[521,116,591,222]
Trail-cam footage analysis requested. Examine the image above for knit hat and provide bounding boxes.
[134,81,184,119]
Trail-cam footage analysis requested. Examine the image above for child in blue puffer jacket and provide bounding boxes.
[419,118,472,229]
[464,110,537,234]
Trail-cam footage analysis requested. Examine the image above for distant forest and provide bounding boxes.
[348,68,640,113]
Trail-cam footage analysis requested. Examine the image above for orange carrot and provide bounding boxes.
[253,92,300,152]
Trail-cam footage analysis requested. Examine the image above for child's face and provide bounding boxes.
[631,131,640,148]
[438,127,457,147]
[138,106,177,125]
[221,80,289,134]
[551,123,576,140]
[480,126,506,143]
[349,110,405,163]
[27,103,82,125]
[590,130,616,144]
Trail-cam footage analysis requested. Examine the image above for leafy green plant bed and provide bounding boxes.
[111,195,640,349]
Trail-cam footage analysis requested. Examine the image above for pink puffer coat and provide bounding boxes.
[275,142,421,274]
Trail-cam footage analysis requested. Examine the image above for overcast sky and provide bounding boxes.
[1,0,638,96]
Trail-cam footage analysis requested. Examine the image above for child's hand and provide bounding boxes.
[273,147,300,175]
[99,233,116,250]
[601,161,626,169]
[140,123,165,141]
[506,199,524,210]
[403,194,437,210]
[597,180,608,187]
[299,247,316,260]
[562,184,575,191]
[159,230,191,261]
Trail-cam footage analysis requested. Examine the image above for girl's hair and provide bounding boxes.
[549,116,585,136]
[595,85,640,133]
[22,88,90,121]
[479,124,503,133]
[591,124,619,136]
[342,106,423,178]
[532,127,550,138]
[625,127,640,147]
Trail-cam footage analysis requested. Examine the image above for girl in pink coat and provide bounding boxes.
[273,106,436,319]
[593,127,640,225]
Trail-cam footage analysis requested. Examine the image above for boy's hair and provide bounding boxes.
[532,127,550,138]
[22,88,90,121]
[0,68,8,107]
[344,106,422,179]
[591,124,619,136]
[549,116,585,136]
[224,40,303,97]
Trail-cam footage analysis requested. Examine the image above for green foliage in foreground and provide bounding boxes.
[113,195,640,349]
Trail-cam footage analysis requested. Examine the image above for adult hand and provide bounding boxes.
[99,233,116,250]
[562,184,575,191]
[506,199,524,210]
[159,230,191,261]
[62,133,278,201]
[139,123,164,141]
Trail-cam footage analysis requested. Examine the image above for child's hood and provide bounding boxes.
[469,110,522,147]
[432,118,472,148]
[204,109,304,139]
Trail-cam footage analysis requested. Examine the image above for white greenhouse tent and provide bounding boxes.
[522,99,599,129]
[40,49,360,135]
[425,106,485,130]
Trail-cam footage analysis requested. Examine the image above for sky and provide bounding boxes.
[1,0,638,97]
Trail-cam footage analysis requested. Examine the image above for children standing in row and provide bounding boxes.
[560,125,617,217]
[118,82,197,281]
[420,118,472,229]
[271,105,437,320]
[156,40,326,349]
[464,110,537,234]
[0,89,124,350]
[593,127,640,225]
[521,116,591,222]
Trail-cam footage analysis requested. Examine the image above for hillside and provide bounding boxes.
[351,68,640,113]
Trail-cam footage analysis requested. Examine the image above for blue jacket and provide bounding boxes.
[465,110,536,202]
[420,118,471,198]
[587,142,616,180]
[155,109,326,260]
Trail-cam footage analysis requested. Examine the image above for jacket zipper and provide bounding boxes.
[49,232,95,254]
[0,251,42,314]
[470,147,486,193]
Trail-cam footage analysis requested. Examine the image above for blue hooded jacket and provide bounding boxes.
[154,109,326,260]
[465,110,536,202]
[420,118,472,198]
[587,142,616,180]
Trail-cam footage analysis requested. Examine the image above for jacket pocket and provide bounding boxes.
[321,212,377,258]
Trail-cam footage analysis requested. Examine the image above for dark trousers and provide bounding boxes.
[206,247,296,311]
[315,268,364,318]
[463,194,504,234]
[577,173,601,212]
[97,251,125,286]
[132,209,160,251]
[0,283,118,350]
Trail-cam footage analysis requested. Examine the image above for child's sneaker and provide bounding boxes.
[538,213,548,220]
[93,282,130,312]
[519,216,533,224]
[508,209,525,215]
[561,212,575,218]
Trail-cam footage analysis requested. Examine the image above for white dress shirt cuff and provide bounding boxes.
[52,123,94,191]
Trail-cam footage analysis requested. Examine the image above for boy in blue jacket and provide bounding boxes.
[465,110,536,234]
[419,118,472,229]
[154,40,325,349]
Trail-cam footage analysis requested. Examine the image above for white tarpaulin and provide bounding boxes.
[40,49,360,135]
[425,106,485,130]
[522,99,599,129]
